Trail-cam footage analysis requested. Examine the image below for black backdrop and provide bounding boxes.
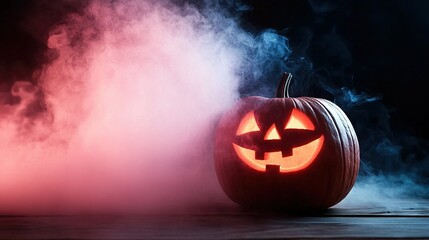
[239,0,429,186]
[1,0,428,187]
[240,0,429,140]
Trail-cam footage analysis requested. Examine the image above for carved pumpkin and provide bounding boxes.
[214,73,360,211]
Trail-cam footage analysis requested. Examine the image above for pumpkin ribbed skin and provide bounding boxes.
[214,95,360,211]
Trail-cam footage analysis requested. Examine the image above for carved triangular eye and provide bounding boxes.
[236,111,260,135]
[285,109,315,130]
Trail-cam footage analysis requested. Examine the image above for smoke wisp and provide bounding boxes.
[0,0,291,214]
[1,0,427,215]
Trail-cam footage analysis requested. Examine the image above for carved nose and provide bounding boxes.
[264,124,281,140]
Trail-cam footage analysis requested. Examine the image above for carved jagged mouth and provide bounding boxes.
[233,135,324,173]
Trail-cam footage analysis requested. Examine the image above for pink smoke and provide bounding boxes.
[0,0,254,214]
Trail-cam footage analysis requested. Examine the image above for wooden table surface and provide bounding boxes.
[1,198,428,240]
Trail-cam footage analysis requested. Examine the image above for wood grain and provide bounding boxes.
[0,199,428,239]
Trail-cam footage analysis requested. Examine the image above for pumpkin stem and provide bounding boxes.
[275,72,292,98]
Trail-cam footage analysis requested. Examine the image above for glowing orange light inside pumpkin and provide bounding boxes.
[233,108,324,173]
[236,111,260,135]
[264,124,281,140]
[285,109,315,130]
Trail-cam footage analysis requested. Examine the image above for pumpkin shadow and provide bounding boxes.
[238,205,333,217]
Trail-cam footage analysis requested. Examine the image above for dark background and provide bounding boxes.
[1,0,428,188]
[238,0,429,186]
[239,0,429,139]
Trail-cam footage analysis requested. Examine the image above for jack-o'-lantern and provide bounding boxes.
[214,73,360,211]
